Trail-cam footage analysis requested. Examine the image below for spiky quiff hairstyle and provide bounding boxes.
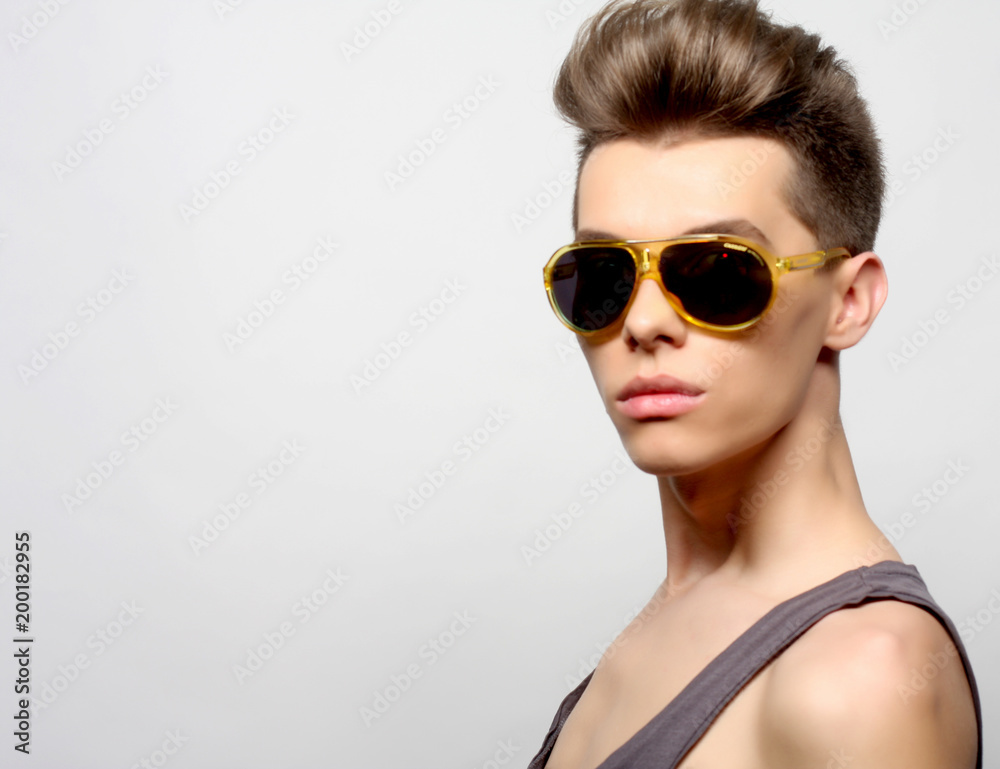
[554,0,885,255]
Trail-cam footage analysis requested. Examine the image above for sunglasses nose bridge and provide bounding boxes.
[629,246,679,320]
[634,246,667,293]
[635,247,655,280]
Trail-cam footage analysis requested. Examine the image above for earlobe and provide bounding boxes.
[824,251,888,351]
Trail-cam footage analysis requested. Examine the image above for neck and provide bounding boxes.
[655,363,899,598]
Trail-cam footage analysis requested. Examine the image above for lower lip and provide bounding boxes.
[617,392,705,419]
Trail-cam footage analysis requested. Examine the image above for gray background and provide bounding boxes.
[1,0,996,766]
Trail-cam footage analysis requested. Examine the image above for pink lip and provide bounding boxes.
[616,375,705,419]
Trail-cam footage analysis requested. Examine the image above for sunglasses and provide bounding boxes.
[543,234,852,335]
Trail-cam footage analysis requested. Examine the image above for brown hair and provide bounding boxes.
[554,0,884,254]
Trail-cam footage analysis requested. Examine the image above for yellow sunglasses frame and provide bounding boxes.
[543,233,852,336]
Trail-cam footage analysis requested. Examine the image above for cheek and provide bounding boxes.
[736,288,828,409]
[579,340,611,398]
[766,283,830,357]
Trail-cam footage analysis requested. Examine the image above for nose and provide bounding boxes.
[621,262,689,347]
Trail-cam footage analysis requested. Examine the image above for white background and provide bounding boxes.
[1,0,996,766]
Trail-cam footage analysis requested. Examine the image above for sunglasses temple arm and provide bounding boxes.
[781,248,852,272]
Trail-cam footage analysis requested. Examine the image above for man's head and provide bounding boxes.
[555,0,884,255]
[549,0,888,477]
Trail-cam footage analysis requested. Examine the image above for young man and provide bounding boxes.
[530,1,982,767]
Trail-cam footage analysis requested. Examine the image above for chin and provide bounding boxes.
[618,437,714,478]
[618,421,760,478]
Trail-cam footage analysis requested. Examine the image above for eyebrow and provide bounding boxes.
[575,219,774,249]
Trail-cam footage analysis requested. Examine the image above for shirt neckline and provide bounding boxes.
[541,560,921,769]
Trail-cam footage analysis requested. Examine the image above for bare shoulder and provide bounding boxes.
[758,599,978,769]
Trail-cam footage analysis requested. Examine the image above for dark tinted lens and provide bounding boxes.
[550,246,636,331]
[662,243,771,326]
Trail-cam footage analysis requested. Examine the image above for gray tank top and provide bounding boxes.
[527,561,983,769]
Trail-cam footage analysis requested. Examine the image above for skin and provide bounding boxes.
[543,136,978,769]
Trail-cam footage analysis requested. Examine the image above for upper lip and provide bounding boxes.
[617,374,705,401]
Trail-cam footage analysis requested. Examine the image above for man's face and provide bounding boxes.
[575,135,838,476]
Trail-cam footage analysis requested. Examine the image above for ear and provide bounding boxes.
[823,251,888,351]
